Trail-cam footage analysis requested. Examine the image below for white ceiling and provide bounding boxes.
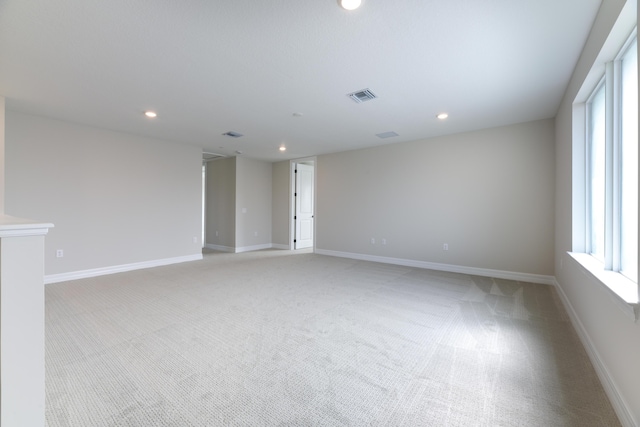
[0,0,601,162]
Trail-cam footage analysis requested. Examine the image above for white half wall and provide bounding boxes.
[5,112,203,276]
[0,218,52,426]
[316,119,556,277]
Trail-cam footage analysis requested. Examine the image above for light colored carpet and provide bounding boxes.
[45,249,620,426]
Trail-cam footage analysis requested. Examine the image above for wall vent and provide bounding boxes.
[376,131,399,139]
[347,88,377,103]
[222,131,243,138]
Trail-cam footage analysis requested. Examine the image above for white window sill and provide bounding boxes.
[568,252,639,321]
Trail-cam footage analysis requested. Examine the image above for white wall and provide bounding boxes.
[554,0,640,425]
[316,119,555,277]
[206,157,236,248]
[235,157,272,250]
[272,160,290,248]
[5,112,203,277]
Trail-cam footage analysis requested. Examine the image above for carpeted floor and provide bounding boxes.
[45,249,621,426]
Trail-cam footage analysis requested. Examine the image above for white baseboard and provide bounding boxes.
[554,279,636,427]
[314,249,556,285]
[234,243,273,253]
[206,243,284,253]
[205,244,235,252]
[272,243,290,250]
[44,254,203,284]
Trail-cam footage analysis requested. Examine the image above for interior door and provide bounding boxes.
[295,163,314,249]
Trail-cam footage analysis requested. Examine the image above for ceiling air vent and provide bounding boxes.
[376,131,399,139]
[203,152,226,162]
[347,88,377,103]
[222,131,243,138]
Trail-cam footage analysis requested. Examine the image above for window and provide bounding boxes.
[585,30,638,284]
[587,81,606,263]
[620,36,638,282]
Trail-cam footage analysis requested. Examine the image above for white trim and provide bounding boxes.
[205,244,235,252]
[554,278,637,427]
[207,243,291,252]
[44,254,203,284]
[314,249,556,285]
[234,243,273,253]
[290,160,296,249]
[0,227,52,238]
[0,215,53,238]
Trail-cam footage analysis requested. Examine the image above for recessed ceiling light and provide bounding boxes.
[340,0,362,10]
[437,113,449,120]
[144,111,157,118]
[279,145,287,152]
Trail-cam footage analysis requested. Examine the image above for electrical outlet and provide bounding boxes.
[382,238,387,245]
[443,243,449,251]
[56,249,64,258]
[370,238,375,244]
[193,236,198,243]
[254,231,258,237]
[215,231,219,236]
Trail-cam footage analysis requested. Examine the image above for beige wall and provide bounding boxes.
[205,157,236,248]
[0,96,4,214]
[5,112,203,276]
[235,157,272,249]
[316,119,555,276]
[272,160,290,247]
[554,0,640,424]
[205,156,273,251]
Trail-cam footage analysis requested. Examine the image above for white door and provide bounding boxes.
[295,163,314,249]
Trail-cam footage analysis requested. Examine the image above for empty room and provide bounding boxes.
[0,0,638,426]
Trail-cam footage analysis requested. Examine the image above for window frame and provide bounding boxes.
[570,26,639,318]
[584,28,637,282]
[617,34,638,282]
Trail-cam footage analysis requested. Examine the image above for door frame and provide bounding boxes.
[289,157,317,250]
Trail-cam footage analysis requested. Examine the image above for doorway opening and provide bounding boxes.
[291,158,316,250]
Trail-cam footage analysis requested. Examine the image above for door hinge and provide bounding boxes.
[294,239,297,243]
[294,216,297,220]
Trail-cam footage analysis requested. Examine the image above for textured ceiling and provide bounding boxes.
[0,0,601,161]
